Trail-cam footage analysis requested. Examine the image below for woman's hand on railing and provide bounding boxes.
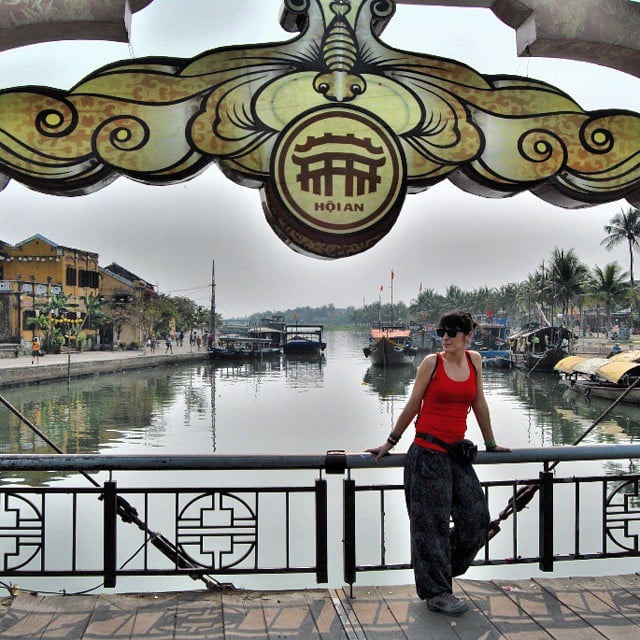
[487,443,511,453]
[365,442,394,461]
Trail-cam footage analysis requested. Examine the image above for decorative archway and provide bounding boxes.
[1,0,638,258]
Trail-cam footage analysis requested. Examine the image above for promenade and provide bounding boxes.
[0,341,210,388]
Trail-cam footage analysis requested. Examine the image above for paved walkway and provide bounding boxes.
[1,575,640,639]
[0,342,210,387]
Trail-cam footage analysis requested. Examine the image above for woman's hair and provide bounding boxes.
[439,311,477,334]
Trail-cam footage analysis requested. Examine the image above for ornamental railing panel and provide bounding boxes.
[0,446,639,590]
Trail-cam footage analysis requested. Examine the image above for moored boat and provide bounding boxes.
[409,322,437,354]
[508,325,573,372]
[209,335,281,360]
[249,325,284,350]
[364,324,417,367]
[554,350,640,404]
[472,320,511,359]
[283,324,326,355]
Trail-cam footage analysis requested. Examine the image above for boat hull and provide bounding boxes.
[209,347,281,360]
[283,341,326,355]
[510,348,568,372]
[365,337,416,367]
[508,326,573,372]
[565,380,640,404]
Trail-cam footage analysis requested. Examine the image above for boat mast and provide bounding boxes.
[210,259,215,337]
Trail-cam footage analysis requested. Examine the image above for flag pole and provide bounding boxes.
[390,269,394,325]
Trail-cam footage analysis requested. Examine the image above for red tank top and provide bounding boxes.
[414,351,477,452]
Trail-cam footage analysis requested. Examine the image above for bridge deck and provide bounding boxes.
[1,574,639,639]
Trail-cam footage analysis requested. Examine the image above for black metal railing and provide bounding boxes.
[1,446,639,590]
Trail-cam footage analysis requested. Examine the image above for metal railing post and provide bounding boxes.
[343,477,356,592]
[103,480,117,588]
[539,469,554,572]
[315,478,328,583]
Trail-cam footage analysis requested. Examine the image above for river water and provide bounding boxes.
[1,330,639,592]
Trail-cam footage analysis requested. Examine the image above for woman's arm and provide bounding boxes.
[366,353,437,460]
[469,351,510,452]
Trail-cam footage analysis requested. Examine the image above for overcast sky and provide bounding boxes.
[1,0,638,319]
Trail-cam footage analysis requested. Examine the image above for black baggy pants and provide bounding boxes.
[404,443,489,599]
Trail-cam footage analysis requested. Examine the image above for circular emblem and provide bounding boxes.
[264,107,406,258]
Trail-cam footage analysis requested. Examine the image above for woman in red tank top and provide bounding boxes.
[367,311,509,616]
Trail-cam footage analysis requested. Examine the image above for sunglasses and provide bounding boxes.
[436,327,463,338]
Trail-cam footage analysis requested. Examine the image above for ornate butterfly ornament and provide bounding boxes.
[0,0,638,258]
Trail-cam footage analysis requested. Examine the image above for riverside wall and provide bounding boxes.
[0,349,210,388]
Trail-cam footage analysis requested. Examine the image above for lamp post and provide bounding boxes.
[66,301,80,386]
[16,273,23,343]
[29,275,36,342]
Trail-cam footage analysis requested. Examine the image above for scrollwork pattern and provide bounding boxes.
[0,0,638,255]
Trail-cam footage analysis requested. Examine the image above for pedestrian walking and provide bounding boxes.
[31,336,41,364]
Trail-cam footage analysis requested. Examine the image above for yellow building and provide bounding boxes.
[99,263,156,347]
[0,234,99,345]
[0,235,155,350]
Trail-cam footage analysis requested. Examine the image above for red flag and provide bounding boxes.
[379,285,384,291]
[391,270,395,280]
[419,282,423,292]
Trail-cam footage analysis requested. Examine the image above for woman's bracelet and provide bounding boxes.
[484,439,496,449]
[387,431,401,446]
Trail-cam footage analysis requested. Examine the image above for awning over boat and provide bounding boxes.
[572,358,611,377]
[554,354,640,383]
[596,361,640,384]
[371,329,411,339]
[608,350,640,363]
[554,356,585,373]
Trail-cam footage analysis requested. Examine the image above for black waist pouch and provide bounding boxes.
[416,433,477,465]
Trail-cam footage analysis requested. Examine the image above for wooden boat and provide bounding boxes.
[408,322,437,355]
[363,324,417,367]
[508,325,573,371]
[248,325,284,349]
[209,335,281,360]
[283,325,326,355]
[555,350,640,404]
[472,321,511,359]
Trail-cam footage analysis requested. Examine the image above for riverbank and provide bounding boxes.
[0,344,210,388]
[0,334,636,389]
[574,335,640,357]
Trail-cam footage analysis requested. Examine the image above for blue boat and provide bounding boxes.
[283,324,326,355]
[472,320,511,360]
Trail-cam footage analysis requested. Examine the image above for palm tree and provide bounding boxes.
[41,292,71,352]
[25,313,52,350]
[548,248,589,319]
[408,288,447,323]
[445,284,473,312]
[588,262,629,333]
[601,207,640,319]
[81,293,107,348]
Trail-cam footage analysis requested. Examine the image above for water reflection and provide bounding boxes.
[1,333,639,486]
[282,354,325,389]
[362,365,416,398]
[2,333,640,593]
